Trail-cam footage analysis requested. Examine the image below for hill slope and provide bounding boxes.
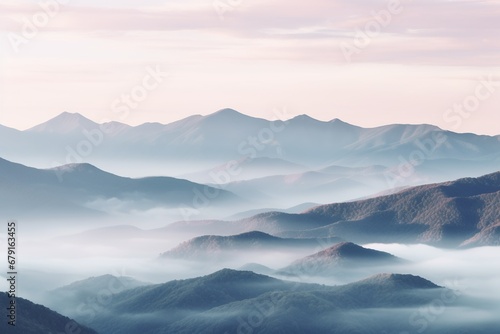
[74,269,450,334]
[160,231,341,260]
[279,242,405,276]
[0,157,239,218]
[168,171,500,247]
[0,293,98,334]
[44,275,150,319]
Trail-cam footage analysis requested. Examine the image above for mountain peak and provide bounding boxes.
[28,112,98,134]
[278,242,403,277]
[54,274,148,291]
[290,114,323,123]
[203,268,276,284]
[317,242,391,259]
[329,118,355,127]
[233,231,278,240]
[359,273,440,289]
[207,108,247,119]
[48,162,102,173]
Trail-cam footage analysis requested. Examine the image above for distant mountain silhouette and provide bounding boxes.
[1,109,498,187]
[0,157,239,218]
[27,111,99,134]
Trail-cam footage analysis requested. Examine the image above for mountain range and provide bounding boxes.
[43,269,460,334]
[1,109,498,183]
[0,157,239,218]
[2,109,499,212]
[160,231,342,260]
[167,171,500,247]
[43,274,151,321]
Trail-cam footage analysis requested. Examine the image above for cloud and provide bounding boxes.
[1,0,499,65]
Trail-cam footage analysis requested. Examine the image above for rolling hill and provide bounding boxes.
[44,275,150,320]
[69,269,454,334]
[160,231,341,260]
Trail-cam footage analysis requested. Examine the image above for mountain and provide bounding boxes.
[2,109,498,184]
[44,275,150,319]
[225,202,320,220]
[65,269,452,334]
[0,157,240,218]
[350,272,439,289]
[27,111,99,134]
[167,171,500,247]
[278,242,405,277]
[81,269,310,333]
[168,271,450,334]
[107,269,297,314]
[0,292,98,334]
[160,231,341,260]
[292,171,500,246]
[461,221,500,247]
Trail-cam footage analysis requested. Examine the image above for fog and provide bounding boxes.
[365,243,500,299]
[1,217,499,334]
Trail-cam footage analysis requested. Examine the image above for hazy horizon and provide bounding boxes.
[1,0,500,135]
[1,109,499,136]
[1,1,499,333]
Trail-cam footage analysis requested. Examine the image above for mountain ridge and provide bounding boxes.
[167,171,500,247]
[278,242,405,277]
[13,109,499,137]
[0,156,241,218]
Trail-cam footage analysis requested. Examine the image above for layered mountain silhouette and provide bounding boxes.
[168,171,500,247]
[278,242,405,277]
[0,157,239,218]
[238,263,276,275]
[181,156,308,183]
[56,269,452,334]
[212,164,393,206]
[44,275,150,319]
[0,292,98,334]
[160,231,341,260]
[1,109,498,181]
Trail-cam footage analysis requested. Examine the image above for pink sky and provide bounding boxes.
[0,0,499,134]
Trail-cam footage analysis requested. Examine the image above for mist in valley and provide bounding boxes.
[2,213,499,334]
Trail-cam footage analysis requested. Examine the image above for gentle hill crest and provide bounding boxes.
[278,242,405,277]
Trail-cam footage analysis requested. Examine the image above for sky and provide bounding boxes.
[0,0,499,135]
